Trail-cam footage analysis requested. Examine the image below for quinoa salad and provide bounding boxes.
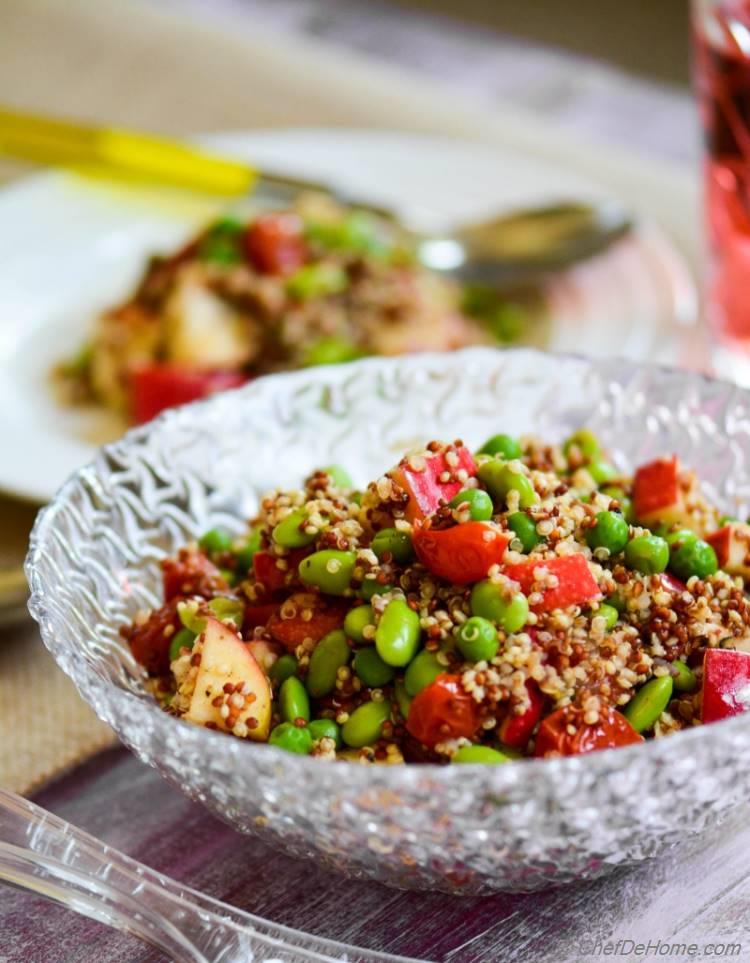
[124,430,750,764]
[57,197,521,424]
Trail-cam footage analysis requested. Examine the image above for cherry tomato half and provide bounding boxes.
[534,704,643,758]
[245,213,307,275]
[406,673,480,747]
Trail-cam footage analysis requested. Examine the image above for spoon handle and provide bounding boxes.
[0,787,417,963]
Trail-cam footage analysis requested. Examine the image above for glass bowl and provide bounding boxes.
[26,348,750,894]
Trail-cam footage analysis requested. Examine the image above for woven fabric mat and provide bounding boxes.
[0,0,695,795]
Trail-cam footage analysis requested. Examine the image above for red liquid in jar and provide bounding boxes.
[695,1,750,348]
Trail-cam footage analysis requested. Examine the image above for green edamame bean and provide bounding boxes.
[199,527,233,556]
[672,660,698,693]
[394,679,412,720]
[341,699,391,748]
[375,599,422,666]
[452,745,512,765]
[669,539,718,581]
[287,262,349,300]
[358,578,394,602]
[623,675,674,733]
[299,550,357,595]
[303,336,362,366]
[600,486,635,524]
[596,603,619,632]
[169,627,196,662]
[279,676,311,723]
[478,433,522,459]
[372,527,415,564]
[273,509,319,549]
[585,510,630,555]
[587,460,618,485]
[470,580,529,633]
[563,429,600,458]
[269,722,313,755]
[719,514,738,526]
[309,718,343,748]
[478,459,538,509]
[448,488,493,521]
[344,604,375,644]
[664,528,698,549]
[207,597,244,627]
[624,535,669,575]
[269,654,298,685]
[306,630,351,697]
[353,647,395,687]
[322,464,353,489]
[234,528,262,574]
[507,512,540,553]
[456,616,499,662]
[404,649,444,696]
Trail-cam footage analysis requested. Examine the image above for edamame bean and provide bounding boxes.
[587,460,617,485]
[585,510,630,555]
[456,616,499,662]
[448,488,493,521]
[273,509,319,549]
[595,603,619,632]
[309,718,343,748]
[207,597,244,627]
[394,679,412,720]
[624,535,669,575]
[341,699,391,748]
[507,512,540,553]
[169,627,196,662]
[359,578,394,602]
[353,647,395,687]
[344,604,375,644]
[372,528,415,564]
[375,599,422,666]
[623,675,673,733]
[303,336,362,367]
[669,538,718,581]
[404,649,444,695]
[478,433,522,459]
[269,654,298,685]
[719,514,738,526]
[287,262,348,300]
[322,465,353,489]
[269,722,313,755]
[600,486,635,524]
[199,527,233,556]
[664,528,698,548]
[563,429,600,458]
[470,580,529,633]
[279,676,311,723]
[306,630,351,697]
[452,745,512,765]
[234,528,262,574]
[299,550,357,595]
[478,459,538,509]
[672,660,698,693]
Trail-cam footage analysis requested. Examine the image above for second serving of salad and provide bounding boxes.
[124,429,750,764]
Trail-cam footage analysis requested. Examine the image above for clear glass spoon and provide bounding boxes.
[0,787,422,963]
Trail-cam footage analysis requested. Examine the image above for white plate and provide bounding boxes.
[0,129,697,503]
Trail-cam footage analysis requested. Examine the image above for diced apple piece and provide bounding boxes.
[702,648,750,723]
[247,639,281,673]
[186,617,271,740]
[633,456,694,529]
[706,523,750,578]
[391,445,477,521]
[503,554,601,612]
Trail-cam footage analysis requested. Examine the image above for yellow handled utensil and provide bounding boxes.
[0,105,336,199]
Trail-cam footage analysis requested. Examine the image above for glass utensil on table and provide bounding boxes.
[0,787,420,963]
[693,0,750,382]
[0,106,632,285]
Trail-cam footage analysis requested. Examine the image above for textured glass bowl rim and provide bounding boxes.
[25,347,750,794]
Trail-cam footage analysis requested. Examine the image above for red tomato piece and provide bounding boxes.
[392,446,477,521]
[498,681,544,749]
[243,602,280,630]
[122,597,183,675]
[702,648,750,723]
[245,213,307,275]
[535,705,643,757]
[129,365,248,424]
[266,595,346,652]
[503,554,600,612]
[162,550,228,601]
[252,548,310,592]
[406,673,481,748]
[412,521,510,584]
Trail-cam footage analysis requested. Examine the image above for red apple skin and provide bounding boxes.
[706,523,750,578]
[392,446,477,521]
[503,554,601,612]
[412,521,510,584]
[186,617,271,740]
[702,648,750,723]
[633,456,693,528]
